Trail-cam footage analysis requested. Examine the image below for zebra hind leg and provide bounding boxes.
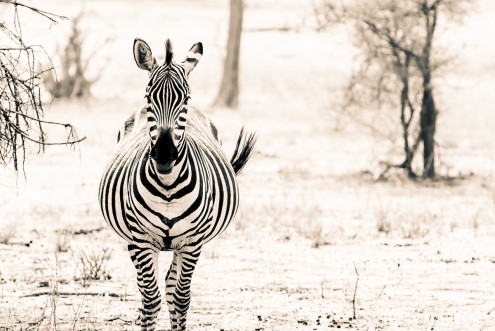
[128,243,162,330]
[165,245,202,331]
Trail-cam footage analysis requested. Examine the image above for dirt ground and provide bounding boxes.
[1,0,495,330]
[2,173,495,330]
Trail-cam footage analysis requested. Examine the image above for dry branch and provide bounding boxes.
[22,291,125,298]
[0,0,67,23]
[0,1,83,172]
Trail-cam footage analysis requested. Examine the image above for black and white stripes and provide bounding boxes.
[98,38,256,331]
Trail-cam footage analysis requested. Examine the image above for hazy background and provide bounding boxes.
[1,0,495,330]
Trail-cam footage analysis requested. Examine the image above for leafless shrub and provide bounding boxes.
[0,1,84,172]
[74,247,112,287]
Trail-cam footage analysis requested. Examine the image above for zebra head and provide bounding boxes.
[133,38,203,175]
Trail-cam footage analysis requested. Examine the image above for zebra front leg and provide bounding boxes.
[128,243,162,331]
[165,251,179,329]
[165,245,202,331]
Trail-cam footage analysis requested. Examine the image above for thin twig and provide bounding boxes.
[352,262,359,320]
[3,108,79,127]
[105,316,133,323]
[0,0,67,23]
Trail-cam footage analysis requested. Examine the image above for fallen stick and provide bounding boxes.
[21,291,126,298]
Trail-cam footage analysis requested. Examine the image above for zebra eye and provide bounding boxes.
[178,105,188,118]
[184,96,191,105]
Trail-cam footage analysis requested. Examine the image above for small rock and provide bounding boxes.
[38,280,49,288]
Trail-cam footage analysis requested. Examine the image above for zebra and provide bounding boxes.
[98,38,256,331]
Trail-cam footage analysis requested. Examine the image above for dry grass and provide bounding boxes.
[235,195,330,247]
[0,224,16,245]
[55,228,73,253]
[374,204,437,239]
[73,247,112,287]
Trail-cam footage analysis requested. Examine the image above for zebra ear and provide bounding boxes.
[182,42,203,75]
[133,38,157,72]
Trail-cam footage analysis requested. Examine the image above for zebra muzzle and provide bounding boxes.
[154,160,175,175]
[149,128,179,175]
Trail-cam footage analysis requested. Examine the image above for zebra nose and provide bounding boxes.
[170,147,178,161]
[149,144,178,163]
[150,127,178,164]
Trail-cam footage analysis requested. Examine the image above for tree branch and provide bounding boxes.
[0,0,67,23]
[0,1,80,172]
[363,20,421,61]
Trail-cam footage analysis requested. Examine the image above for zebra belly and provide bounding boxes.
[101,165,238,250]
[99,131,148,243]
[130,178,238,249]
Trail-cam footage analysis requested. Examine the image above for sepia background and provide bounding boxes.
[1,0,494,329]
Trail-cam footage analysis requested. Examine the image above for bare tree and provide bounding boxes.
[0,1,83,172]
[315,0,472,178]
[214,0,244,108]
[43,12,108,99]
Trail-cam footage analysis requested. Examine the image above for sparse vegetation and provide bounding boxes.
[1,0,494,330]
[236,196,330,247]
[0,224,16,245]
[374,203,439,239]
[55,228,72,253]
[74,247,112,287]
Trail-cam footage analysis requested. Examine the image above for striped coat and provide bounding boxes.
[99,105,242,250]
[98,38,255,331]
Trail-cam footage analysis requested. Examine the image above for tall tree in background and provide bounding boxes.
[214,0,244,108]
[315,0,471,179]
[0,1,82,172]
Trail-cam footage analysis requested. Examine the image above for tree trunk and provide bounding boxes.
[400,95,415,178]
[398,55,416,178]
[214,0,243,108]
[420,77,436,178]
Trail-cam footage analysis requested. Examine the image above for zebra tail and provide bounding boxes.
[230,127,257,176]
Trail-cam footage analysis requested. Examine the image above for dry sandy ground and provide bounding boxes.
[1,0,495,330]
[1,174,495,330]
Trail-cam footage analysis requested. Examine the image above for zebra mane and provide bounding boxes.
[165,39,173,66]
